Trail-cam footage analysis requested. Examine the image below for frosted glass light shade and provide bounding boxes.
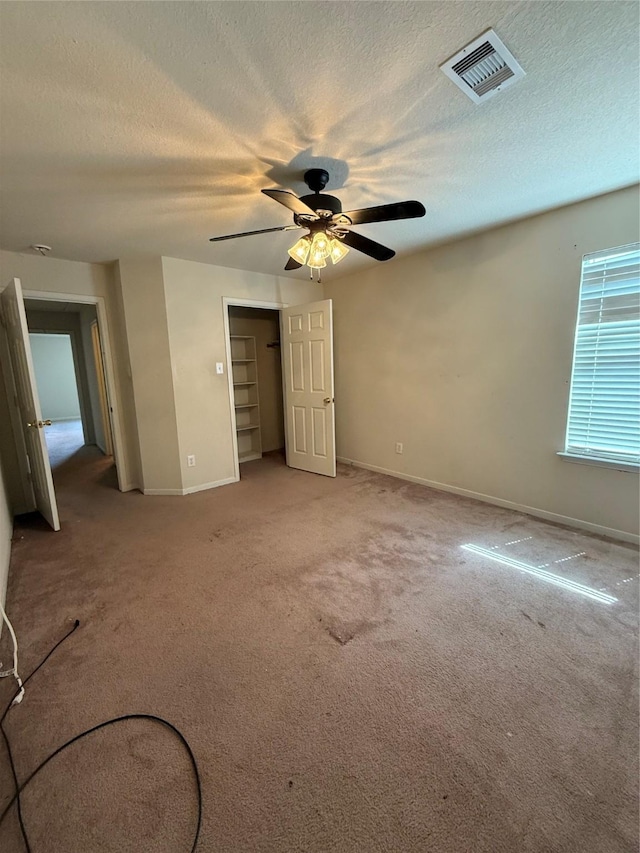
[308,231,331,267]
[288,236,311,264]
[307,252,327,269]
[329,238,349,264]
[310,231,331,258]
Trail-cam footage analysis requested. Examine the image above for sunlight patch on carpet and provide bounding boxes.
[461,543,618,605]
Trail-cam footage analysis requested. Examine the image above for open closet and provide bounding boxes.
[228,306,285,467]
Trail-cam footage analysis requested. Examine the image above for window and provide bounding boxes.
[563,242,640,468]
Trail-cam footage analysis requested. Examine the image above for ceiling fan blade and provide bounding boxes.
[261,189,318,218]
[337,200,425,226]
[340,230,395,261]
[209,225,300,242]
[284,257,303,271]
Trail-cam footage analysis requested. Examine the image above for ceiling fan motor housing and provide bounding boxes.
[299,193,342,216]
[303,168,330,192]
[300,168,342,217]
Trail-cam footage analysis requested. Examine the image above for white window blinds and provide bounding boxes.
[565,243,640,466]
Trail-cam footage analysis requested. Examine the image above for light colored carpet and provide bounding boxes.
[44,419,84,469]
[0,448,638,852]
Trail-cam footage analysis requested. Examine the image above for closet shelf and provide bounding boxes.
[238,450,261,463]
[230,333,262,464]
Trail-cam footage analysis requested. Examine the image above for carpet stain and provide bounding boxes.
[521,610,547,629]
[320,615,376,645]
[327,626,354,645]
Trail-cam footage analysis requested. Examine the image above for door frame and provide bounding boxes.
[222,297,288,482]
[90,320,114,456]
[22,290,128,491]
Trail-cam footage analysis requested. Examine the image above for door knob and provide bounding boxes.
[27,419,52,428]
[323,397,334,405]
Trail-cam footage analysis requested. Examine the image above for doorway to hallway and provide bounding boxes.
[25,299,115,480]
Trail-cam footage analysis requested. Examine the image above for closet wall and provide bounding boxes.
[228,308,284,453]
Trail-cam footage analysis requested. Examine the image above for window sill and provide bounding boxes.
[557,452,639,473]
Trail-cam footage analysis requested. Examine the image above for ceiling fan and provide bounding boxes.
[209,168,426,274]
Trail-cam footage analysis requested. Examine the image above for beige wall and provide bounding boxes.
[229,308,284,453]
[0,250,139,490]
[162,256,322,492]
[117,257,182,494]
[325,185,640,540]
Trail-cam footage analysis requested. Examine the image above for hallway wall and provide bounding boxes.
[29,333,81,421]
[79,306,107,453]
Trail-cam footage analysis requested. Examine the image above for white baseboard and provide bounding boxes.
[143,476,238,496]
[183,476,238,495]
[51,417,82,422]
[337,457,639,545]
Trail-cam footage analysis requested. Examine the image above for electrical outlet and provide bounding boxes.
[395,442,403,454]
[216,362,224,375]
[187,455,196,467]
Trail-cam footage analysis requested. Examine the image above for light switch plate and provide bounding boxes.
[216,362,224,374]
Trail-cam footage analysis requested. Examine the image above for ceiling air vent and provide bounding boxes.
[440,29,525,103]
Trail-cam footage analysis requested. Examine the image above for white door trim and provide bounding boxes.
[222,297,288,481]
[22,289,130,492]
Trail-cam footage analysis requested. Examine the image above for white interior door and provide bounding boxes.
[281,298,336,477]
[1,278,60,530]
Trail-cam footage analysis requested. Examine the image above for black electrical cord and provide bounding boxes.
[0,618,81,850]
[0,620,202,852]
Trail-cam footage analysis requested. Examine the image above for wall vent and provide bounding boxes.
[440,29,525,103]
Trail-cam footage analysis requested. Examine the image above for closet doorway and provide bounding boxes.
[227,305,285,469]
[223,297,337,480]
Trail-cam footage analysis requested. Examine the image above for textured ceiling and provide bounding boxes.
[0,1,638,279]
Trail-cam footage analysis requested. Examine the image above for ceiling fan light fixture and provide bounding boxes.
[211,171,425,272]
[306,231,331,268]
[287,235,311,264]
[310,231,331,258]
[329,238,349,264]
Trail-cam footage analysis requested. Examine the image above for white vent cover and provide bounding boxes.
[440,29,525,103]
